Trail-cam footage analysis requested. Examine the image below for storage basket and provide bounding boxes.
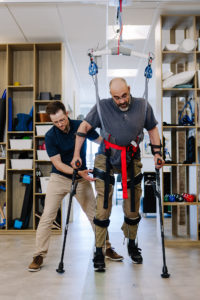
[11,159,33,170]
[10,139,32,150]
[40,177,50,193]
[37,150,50,161]
[36,125,52,136]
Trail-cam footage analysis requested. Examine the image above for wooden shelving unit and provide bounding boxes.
[158,15,200,244]
[0,43,62,234]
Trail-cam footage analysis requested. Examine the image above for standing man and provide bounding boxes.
[28,101,123,272]
[71,78,164,272]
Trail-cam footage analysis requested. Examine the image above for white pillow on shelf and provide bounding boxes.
[178,39,197,53]
[163,70,195,88]
[162,71,173,81]
[164,44,179,51]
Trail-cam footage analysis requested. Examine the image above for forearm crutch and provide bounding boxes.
[153,158,170,278]
[56,161,80,274]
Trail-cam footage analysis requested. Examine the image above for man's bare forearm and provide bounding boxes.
[74,121,92,156]
[148,126,161,152]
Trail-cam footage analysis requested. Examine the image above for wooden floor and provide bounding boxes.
[0,203,200,300]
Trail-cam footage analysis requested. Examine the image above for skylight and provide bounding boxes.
[107,69,138,77]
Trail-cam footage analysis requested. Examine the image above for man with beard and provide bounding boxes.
[71,78,164,271]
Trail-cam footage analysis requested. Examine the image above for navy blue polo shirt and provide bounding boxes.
[45,118,99,179]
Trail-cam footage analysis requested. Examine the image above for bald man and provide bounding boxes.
[71,77,164,272]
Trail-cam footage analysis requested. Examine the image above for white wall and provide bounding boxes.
[62,44,80,119]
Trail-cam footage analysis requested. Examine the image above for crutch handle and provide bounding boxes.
[75,160,81,168]
[157,158,162,165]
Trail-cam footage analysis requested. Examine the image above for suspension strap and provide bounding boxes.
[88,50,108,139]
[142,53,154,129]
[117,0,123,55]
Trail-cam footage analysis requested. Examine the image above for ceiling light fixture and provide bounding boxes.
[107,69,137,77]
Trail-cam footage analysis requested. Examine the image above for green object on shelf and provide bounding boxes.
[164,194,169,202]
[22,136,31,139]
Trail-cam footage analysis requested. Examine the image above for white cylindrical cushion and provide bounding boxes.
[163,70,195,88]
[162,71,173,81]
[178,39,197,53]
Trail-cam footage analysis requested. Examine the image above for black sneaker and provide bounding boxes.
[127,240,143,264]
[93,248,105,272]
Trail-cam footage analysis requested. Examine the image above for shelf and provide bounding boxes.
[164,163,198,166]
[7,169,34,171]
[163,88,195,97]
[162,51,195,64]
[160,15,200,246]
[163,126,196,130]
[7,149,33,152]
[34,100,61,103]
[0,42,62,236]
[7,131,34,134]
[8,85,33,91]
[35,160,51,163]
[163,202,199,206]
[35,122,52,125]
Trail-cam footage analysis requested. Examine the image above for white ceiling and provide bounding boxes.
[0,0,200,111]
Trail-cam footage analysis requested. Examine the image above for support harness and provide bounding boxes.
[86,1,157,212]
[88,50,154,212]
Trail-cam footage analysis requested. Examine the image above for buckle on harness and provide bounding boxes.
[131,140,137,147]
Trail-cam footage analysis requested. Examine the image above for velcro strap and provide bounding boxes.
[124,215,141,225]
[149,143,162,148]
[127,173,143,188]
[149,143,162,155]
[93,167,115,185]
[93,217,110,228]
[75,132,87,137]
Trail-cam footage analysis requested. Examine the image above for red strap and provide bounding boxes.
[104,140,127,199]
[104,139,139,200]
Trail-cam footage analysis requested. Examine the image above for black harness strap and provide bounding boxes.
[127,173,143,188]
[104,149,111,209]
[93,167,115,185]
[130,156,135,212]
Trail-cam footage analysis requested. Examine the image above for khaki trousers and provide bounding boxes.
[34,173,111,258]
[94,154,142,247]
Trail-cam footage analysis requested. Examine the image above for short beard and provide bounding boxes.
[64,123,70,133]
[118,105,129,112]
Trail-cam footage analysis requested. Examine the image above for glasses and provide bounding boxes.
[53,118,67,125]
[112,92,129,101]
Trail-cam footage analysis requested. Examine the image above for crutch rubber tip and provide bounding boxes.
[56,268,65,274]
[161,273,170,278]
[56,262,65,274]
[161,266,170,278]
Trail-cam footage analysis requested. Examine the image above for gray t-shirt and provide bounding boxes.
[85,96,158,168]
